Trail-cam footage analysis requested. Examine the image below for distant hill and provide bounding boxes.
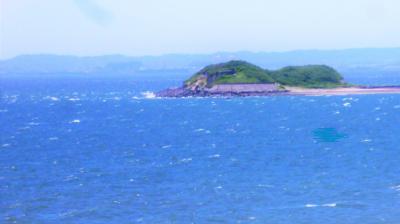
[185,60,345,89]
[185,61,275,87]
[269,65,344,88]
[1,48,400,76]
[0,54,141,75]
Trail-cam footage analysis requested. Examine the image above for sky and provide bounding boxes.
[1,0,400,59]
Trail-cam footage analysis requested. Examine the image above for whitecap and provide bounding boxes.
[44,96,59,101]
[257,184,274,188]
[141,91,156,99]
[305,203,337,208]
[194,128,205,132]
[343,102,351,107]
[305,204,318,208]
[390,185,400,191]
[70,119,80,124]
[49,137,59,141]
[6,95,18,103]
[161,145,171,149]
[180,158,192,163]
[2,143,10,148]
[322,203,337,207]
[208,154,221,159]
[68,98,80,102]
[361,139,372,143]
[394,105,400,109]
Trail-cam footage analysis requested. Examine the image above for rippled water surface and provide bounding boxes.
[1,76,400,223]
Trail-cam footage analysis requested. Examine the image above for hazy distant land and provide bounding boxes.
[1,48,400,77]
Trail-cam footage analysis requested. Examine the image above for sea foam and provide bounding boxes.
[141,91,156,99]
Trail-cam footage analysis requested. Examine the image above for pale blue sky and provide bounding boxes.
[1,0,400,59]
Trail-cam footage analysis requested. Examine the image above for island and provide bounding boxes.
[156,60,400,97]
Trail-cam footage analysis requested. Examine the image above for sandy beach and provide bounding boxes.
[285,86,400,96]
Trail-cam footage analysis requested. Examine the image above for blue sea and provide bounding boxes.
[1,73,400,223]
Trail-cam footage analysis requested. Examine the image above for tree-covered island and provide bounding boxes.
[156,60,400,97]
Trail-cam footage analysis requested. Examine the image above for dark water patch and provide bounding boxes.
[313,128,348,143]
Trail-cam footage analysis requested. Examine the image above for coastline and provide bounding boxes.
[159,60,400,98]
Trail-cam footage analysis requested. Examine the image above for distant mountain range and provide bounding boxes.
[1,48,400,76]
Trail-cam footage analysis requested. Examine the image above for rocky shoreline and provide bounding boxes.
[156,87,288,97]
[156,84,288,97]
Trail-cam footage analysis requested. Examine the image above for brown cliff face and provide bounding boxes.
[185,75,207,91]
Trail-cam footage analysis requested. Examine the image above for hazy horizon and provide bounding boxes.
[2,47,400,61]
[1,0,400,59]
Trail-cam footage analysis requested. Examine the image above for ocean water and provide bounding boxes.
[1,74,400,223]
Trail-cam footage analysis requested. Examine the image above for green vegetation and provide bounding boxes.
[185,61,274,87]
[185,60,346,89]
[270,65,345,88]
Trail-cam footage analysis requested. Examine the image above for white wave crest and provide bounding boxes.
[141,91,156,99]
[70,119,81,124]
[44,96,60,101]
[208,154,221,159]
[322,203,337,207]
[343,102,351,107]
[305,203,337,208]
